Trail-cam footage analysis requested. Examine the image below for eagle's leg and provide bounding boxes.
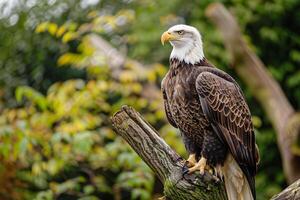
[188,156,207,175]
[199,129,227,179]
[181,133,199,173]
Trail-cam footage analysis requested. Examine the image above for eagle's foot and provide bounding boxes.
[188,157,207,175]
[157,196,166,200]
[204,165,221,183]
[182,154,197,174]
[186,154,196,167]
[209,174,221,183]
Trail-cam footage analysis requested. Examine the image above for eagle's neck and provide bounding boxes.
[170,41,204,65]
[170,58,214,70]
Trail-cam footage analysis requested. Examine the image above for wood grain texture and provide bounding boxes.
[271,179,300,200]
[111,105,227,200]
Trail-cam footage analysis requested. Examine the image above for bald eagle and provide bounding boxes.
[161,24,259,200]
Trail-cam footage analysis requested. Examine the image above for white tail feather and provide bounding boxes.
[222,154,253,200]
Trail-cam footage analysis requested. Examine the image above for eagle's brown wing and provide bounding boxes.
[195,70,257,196]
[162,85,177,128]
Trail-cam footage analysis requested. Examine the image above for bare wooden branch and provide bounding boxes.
[88,34,146,78]
[111,105,227,200]
[271,178,300,200]
[205,2,300,184]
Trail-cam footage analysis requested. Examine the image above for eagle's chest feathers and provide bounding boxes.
[163,64,209,141]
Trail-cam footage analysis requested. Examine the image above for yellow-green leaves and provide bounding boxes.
[36,22,79,43]
[62,32,78,43]
[5,7,173,200]
[58,53,85,66]
[16,86,48,110]
[35,22,58,36]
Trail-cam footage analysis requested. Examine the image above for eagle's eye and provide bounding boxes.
[176,30,184,35]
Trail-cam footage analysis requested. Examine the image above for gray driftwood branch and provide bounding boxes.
[111,105,227,200]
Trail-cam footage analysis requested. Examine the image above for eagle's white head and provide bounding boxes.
[161,24,204,65]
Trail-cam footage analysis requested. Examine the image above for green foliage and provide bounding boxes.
[255,129,285,200]
[0,63,168,199]
[0,11,184,198]
[0,0,299,199]
[0,0,97,108]
[15,86,48,110]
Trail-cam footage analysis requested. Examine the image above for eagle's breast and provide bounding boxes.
[163,61,210,145]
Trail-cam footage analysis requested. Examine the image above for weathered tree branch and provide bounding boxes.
[271,178,300,200]
[111,105,227,200]
[88,34,144,78]
[112,106,300,199]
[205,3,300,184]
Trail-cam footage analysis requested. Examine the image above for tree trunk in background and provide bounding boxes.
[112,106,227,200]
[205,3,300,184]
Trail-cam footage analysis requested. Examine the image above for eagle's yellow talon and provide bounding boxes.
[188,157,207,174]
[199,157,207,175]
[186,154,196,167]
[158,196,166,200]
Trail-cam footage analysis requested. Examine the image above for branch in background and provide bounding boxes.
[88,34,141,77]
[205,2,300,184]
[111,105,227,200]
[87,34,162,103]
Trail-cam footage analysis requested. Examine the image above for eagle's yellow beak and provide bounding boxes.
[161,31,177,45]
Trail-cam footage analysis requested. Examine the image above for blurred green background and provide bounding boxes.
[0,0,299,199]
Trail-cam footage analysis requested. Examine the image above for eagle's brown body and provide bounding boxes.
[162,58,259,198]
